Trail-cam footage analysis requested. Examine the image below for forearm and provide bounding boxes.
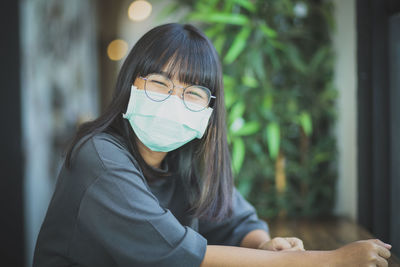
[240,229,271,249]
[200,245,335,267]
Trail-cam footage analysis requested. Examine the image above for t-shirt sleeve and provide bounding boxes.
[198,187,269,247]
[76,137,207,267]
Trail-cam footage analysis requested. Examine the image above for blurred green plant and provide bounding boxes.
[162,0,337,218]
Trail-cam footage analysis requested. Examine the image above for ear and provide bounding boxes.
[133,76,145,90]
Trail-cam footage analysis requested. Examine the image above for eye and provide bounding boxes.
[185,86,210,100]
[150,79,168,87]
[153,80,167,86]
[187,91,204,98]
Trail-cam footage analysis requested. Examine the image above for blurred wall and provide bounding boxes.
[333,0,358,220]
[20,0,99,266]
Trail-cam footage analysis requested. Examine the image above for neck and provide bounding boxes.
[135,137,167,169]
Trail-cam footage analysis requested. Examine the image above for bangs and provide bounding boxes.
[136,25,220,95]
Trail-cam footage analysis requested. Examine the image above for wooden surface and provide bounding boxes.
[265,216,400,266]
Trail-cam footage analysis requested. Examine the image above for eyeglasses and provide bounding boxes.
[138,73,216,112]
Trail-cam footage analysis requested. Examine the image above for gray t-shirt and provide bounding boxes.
[33,132,269,267]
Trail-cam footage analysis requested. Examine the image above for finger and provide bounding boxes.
[370,239,392,250]
[286,237,305,251]
[376,245,391,259]
[258,240,274,250]
[273,237,292,251]
[375,256,388,267]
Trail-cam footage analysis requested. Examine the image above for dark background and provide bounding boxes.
[0,1,24,266]
[357,0,400,259]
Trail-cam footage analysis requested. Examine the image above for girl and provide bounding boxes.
[33,23,391,267]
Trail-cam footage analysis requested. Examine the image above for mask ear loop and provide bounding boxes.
[208,95,216,109]
[122,86,136,120]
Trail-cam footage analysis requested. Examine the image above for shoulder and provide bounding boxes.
[69,131,141,176]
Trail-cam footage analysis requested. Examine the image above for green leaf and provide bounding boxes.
[204,27,220,39]
[312,152,331,164]
[260,23,277,38]
[268,39,285,50]
[232,137,245,173]
[228,101,245,124]
[204,0,219,9]
[286,44,307,73]
[232,0,256,13]
[224,90,236,109]
[299,112,312,136]
[309,47,329,73]
[233,121,260,136]
[213,34,226,55]
[261,95,274,121]
[266,122,280,160]
[263,95,273,110]
[224,26,252,64]
[223,74,236,88]
[268,47,282,70]
[195,1,210,12]
[188,12,249,25]
[249,50,268,83]
[227,131,232,145]
[287,99,298,113]
[242,75,259,88]
[223,75,236,108]
[223,0,234,12]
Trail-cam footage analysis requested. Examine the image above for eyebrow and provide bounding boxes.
[156,71,193,87]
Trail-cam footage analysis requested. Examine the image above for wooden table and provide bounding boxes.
[265,216,400,266]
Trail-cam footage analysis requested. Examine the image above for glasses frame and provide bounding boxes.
[138,74,216,112]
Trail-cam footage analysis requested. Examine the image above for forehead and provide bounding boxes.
[156,69,192,87]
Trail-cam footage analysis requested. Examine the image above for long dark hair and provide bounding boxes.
[65,23,233,222]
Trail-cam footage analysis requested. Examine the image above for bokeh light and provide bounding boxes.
[107,39,128,61]
[128,0,152,22]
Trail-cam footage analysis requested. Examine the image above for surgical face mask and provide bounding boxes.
[122,85,213,152]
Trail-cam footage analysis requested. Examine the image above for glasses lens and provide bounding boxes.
[145,74,173,101]
[183,86,211,111]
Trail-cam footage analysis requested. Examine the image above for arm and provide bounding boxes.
[241,229,305,251]
[200,245,333,267]
[240,229,271,249]
[200,239,392,267]
[198,187,270,247]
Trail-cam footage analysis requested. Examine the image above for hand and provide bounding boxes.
[257,237,305,251]
[332,239,391,267]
